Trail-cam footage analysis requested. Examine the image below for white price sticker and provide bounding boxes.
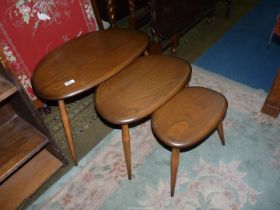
[64,79,75,86]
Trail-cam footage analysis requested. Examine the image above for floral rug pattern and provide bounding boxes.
[139,160,260,210]
[29,66,280,210]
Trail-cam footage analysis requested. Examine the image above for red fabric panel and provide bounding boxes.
[0,0,97,99]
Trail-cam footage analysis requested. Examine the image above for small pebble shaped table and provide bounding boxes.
[95,55,192,179]
[152,87,228,196]
[32,29,148,165]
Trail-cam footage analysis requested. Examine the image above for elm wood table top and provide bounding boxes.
[152,87,228,148]
[95,55,192,124]
[32,28,148,100]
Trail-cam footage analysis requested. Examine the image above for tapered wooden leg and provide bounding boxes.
[171,148,180,197]
[121,124,131,180]
[217,122,225,145]
[128,0,137,29]
[58,100,78,165]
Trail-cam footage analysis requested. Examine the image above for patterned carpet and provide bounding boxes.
[42,93,112,164]
[24,1,262,209]
[29,65,280,210]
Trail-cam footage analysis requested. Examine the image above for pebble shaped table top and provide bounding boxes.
[32,28,149,101]
[95,55,192,125]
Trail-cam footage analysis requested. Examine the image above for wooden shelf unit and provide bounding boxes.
[0,75,17,101]
[0,116,49,183]
[0,63,65,209]
[0,149,62,210]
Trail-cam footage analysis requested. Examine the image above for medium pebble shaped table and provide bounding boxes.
[95,55,192,179]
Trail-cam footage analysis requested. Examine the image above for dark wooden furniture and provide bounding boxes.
[152,87,228,196]
[261,69,280,118]
[149,0,218,53]
[0,59,64,210]
[95,55,191,179]
[94,0,232,54]
[32,29,148,165]
[94,0,148,29]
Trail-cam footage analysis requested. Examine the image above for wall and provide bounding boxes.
[0,0,97,99]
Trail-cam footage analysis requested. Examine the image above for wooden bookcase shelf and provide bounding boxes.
[0,116,48,183]
[0,149,62,210]
[0,63,66,209]
[0,75,17,101]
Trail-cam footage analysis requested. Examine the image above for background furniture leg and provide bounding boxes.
[58,100,78,165]
[171,148,180,197]
[122,124,132,180]
[106,0,116,28]
[170,35,179,54]
[261,69,280,118]
[128,0,137,29]
[226,0,232,18]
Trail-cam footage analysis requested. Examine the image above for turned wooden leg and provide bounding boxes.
[58,100,78,165]
[170,35,179,54]
[128,0,137,29]
[122,124,132,180]
[226,0,232,18]
[171,148,180,197]
[90,0,104,30]
[217,122,225,145]
[106,0,116,28]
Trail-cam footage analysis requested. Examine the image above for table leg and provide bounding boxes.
[217,122,225,146]
[121,124,132,180]
[171,148,180,197]
[58,100,78,165]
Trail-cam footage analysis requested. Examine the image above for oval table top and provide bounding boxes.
[32,29,148,100]
[152,87,228,148]
[95,55,192,124]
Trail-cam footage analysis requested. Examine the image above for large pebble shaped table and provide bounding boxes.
[32,29,148,165]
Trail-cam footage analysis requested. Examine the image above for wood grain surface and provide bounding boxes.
[0,149,62,210]
[95,55,192,124]
[0,75,17,102]
[152,87,228,148]
[32,29,148,100]
[0,116,48,183]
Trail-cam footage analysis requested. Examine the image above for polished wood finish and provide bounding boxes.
[261,69,280,118]
[217,122,225,145]
[95,55,191,124]
[149,0,218,53]
[152,87,228,148]
[106,0,117,28]
[0,64,64,209]
[32,29,148,164]
[90,0,104,30]
[32,29,148,101]
[171,148,179,197]
[0,149,62,210]
[0,76,17,101]
[0,116,48,183]
[152,87,228,196]
[58,100,77,165]
[95,0,148,29]
[0,103,15,126]
[122,124,131,180]
[95,55,191,179]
